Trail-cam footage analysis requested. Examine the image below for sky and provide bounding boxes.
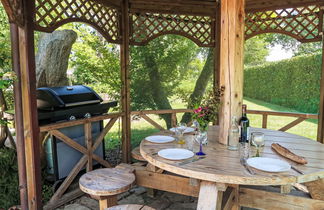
[266,44,293,62]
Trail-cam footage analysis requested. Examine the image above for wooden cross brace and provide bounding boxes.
[48,117,118,202]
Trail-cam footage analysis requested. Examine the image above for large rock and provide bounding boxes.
[35,30,77,88]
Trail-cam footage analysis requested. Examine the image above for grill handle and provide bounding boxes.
[64,100,101,107]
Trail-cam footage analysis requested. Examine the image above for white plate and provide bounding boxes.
[145,135,175,143]
[170,127,195,133]
[158,148,194,160]
[247,157,291,172]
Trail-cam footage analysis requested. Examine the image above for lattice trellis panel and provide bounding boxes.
[34,0,121,43]
[130,13,215,47]
[245,5,323,42]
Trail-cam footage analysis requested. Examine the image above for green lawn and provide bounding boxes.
[104,97,318,150]
[244,97,317,140]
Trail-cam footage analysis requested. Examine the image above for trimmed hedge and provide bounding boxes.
[244,53,322,114]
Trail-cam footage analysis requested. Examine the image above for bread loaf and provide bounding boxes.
[271,143,308,164]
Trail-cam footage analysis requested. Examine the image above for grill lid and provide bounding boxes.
[37,85,103,110]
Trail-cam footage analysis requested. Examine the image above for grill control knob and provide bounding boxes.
[84,113,91,118]
[69,116,76,121]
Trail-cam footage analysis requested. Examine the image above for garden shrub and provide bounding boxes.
[244,53,322,113]
[0,148,19,209]
[0,148,53,209]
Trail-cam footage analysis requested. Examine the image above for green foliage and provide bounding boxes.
[265,33,322,57]
[0,5,15,111]
[0,148,19,209]
[244,35,269,66]
[61,24,121,101]
[0,5,11,72]
[130,35,199,110]
[0,147,54,208]
[244,53,322,113]
[192,86,222,130]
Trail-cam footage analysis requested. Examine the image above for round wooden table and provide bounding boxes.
[140,127,324,209]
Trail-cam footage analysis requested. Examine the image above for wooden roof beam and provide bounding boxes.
[246,0,324,12]
[129,1,217,16]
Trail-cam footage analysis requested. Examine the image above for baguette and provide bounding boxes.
[271,143,308,164]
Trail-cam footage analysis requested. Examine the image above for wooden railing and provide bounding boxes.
[131,109,193,130]
[246,110,318,132]
[131,109,318,132]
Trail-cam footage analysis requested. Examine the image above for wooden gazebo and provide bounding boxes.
[0,0,324,209]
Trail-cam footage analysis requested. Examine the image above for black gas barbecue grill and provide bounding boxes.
[38,85,117,182]
[37,85,117,125]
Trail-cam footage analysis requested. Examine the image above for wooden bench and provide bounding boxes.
[79,167,135,210]
[106,204,155,210]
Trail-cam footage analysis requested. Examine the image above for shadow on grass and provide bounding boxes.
[105,127,160,150]
[244,97,318,124]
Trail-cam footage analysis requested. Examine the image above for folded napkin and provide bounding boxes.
[271,143,308,164]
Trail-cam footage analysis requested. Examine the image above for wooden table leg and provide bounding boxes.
[146,163,164,197]
[231,185,239,210]
[216,191,224,210]
[197,181,220,210]
[99,195,117,210]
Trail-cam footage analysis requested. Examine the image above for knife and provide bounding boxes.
[291,165,304,175]
[241,158,255,175]
[178,156,205,166]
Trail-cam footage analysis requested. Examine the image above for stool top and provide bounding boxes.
[131,146,146,162]
[106,204,155,210]
[79,168,135,196]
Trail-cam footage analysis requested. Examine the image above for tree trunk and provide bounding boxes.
[181,48,214,123]
[35,30,77,87]
[144,53,173,128]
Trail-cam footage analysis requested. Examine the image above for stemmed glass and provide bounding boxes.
[177,123,187,144]
[251,132,265,157]
[195,131,207,156]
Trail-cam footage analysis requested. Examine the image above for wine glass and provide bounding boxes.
[195,131,207,156]
[177,123,187,144]
[251,132,264,157]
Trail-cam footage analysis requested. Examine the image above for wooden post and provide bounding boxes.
[213,4,221,89]
[10,23,28,210]
[218,0,245,145]
[214,4,221,125]
[85,122,93,171]
[121,0,131,162]
[18,0,42,208]
[317,33,324,144]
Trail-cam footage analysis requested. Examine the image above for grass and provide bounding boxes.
[104,97,318,150]
[244,97,317,140]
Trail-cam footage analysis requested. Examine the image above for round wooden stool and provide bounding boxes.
[79,168,135,210]
[106,204,155,210]
[131,146,146,162]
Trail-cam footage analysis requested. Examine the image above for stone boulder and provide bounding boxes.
[35,30,77,88]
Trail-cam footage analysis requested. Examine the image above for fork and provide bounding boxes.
[240,158,255,175]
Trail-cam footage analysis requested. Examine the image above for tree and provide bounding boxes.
[181,48,214,123]
[131,35,199,128]
[67,24,211,128]
[244,35,270,66]
[265,33,322,57]
[66,24,121,100]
